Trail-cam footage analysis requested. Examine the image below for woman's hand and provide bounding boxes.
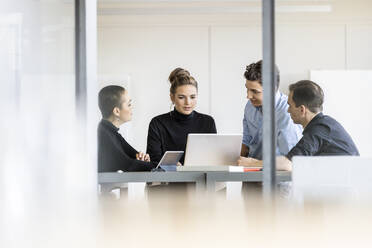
[136,152,151,162]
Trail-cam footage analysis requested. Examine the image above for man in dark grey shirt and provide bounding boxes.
[286,112,359,160]
[238,80,359,170]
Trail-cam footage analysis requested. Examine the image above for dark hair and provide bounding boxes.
[168,67,198,94]
[289,80,324,113]
[98,85,126,119]
[244,60,280,90]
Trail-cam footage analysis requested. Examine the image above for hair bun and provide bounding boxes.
[169,67,190,84]
[168,67,198,94]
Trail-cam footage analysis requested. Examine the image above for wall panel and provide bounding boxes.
[98,26,210,150]
[277,24,346,92]
[347,24,372,70]
[210,26,261,134]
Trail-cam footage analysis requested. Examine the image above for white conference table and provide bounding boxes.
[98,171,292,194]
[98,171,206,194]
[205,171,291,192]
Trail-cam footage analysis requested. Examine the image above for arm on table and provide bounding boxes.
[237,155,292,171]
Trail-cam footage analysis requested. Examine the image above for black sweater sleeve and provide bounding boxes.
[120,135,138,159]
[146,118,164,164]
[98,126,156,172]
[210,117,217,133]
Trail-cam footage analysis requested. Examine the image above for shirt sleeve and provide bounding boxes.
[120,135,138,159]
[277,113,302,155]
[146,119,164,164]
[209,117,217,133]
[285,132,323,161]
[126,158,156,172]
[114,144,156,172]
[242,104,251,146]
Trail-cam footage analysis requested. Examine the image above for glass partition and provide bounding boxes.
[0,1,97,247]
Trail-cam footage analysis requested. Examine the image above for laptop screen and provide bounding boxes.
[156,151,184,168]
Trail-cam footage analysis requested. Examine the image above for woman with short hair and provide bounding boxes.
[98,85,156,172]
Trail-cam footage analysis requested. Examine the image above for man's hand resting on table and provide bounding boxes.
[237,156,263,167]
[237,156,293,171]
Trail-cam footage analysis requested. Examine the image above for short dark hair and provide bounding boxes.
[98,85,126,119]
[169,67,198,95]
[244,60,280,90]
[289,80,324,113]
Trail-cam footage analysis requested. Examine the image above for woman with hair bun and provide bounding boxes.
[146,68,217,165]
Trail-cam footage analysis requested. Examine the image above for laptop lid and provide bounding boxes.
[183,134,242,166]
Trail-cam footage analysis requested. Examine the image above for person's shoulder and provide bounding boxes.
[194,111,215,122]
[313,113,338,126]
[98,119,107,127]
[305,114,333,135]
[321,114,337,123]
[244,100,254,109]
[98,120,116,143]
[97,120,105,130]
[275,92,289,112]
[149,112,172,129]
[150,112,171,122]
[98,120,114,134]
[243,100,256,116]
[275,92,292,120]
[97,121,106,135]
[319,114,345,131]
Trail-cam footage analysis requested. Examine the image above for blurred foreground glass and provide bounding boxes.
[0,1,97,247]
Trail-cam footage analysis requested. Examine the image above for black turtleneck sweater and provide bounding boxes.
[98,119,156,172]
[146,109,217,164]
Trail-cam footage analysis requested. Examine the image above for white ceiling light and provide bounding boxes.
[98,4,332,15]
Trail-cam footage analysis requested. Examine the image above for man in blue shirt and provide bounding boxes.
[239,60,302,162]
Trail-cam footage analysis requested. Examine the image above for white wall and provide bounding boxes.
[1,1,98,247]
[98,26,211,146]
[98,0,372,155]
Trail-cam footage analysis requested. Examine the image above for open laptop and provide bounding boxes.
[177,134,246,171]
[151,151,184,172]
